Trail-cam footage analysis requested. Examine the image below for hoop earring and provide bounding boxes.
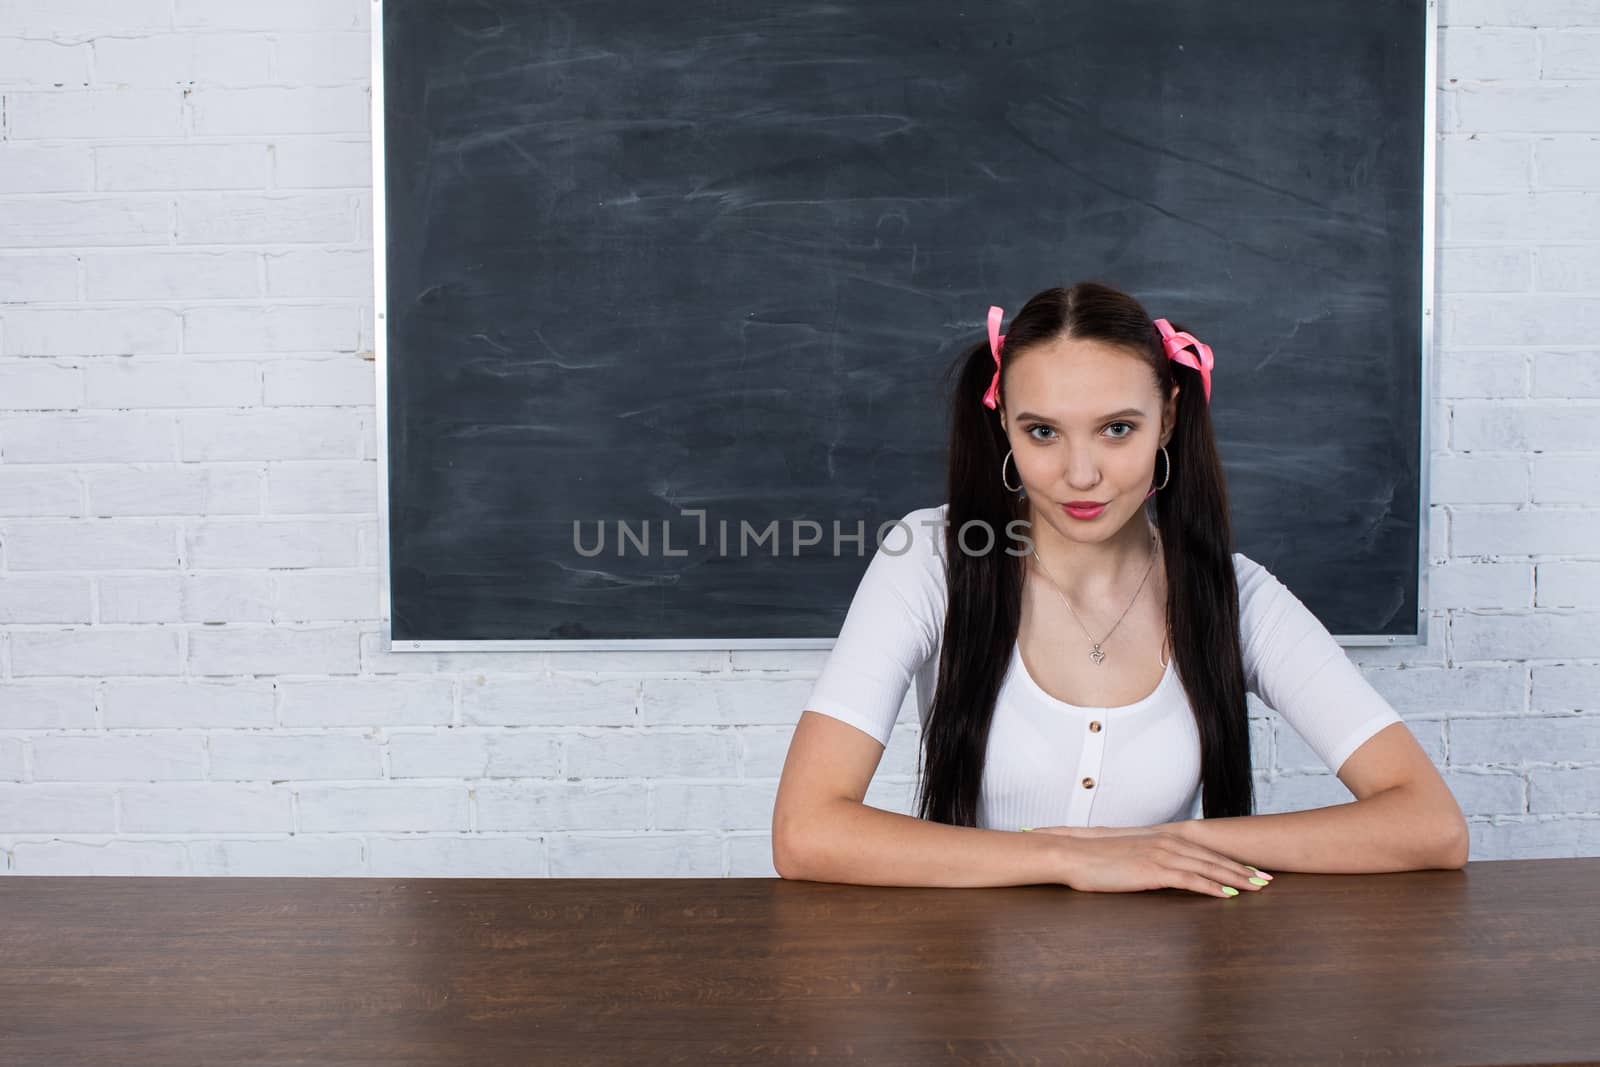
[1151,446,1171,492]
[1001,448,1023,493]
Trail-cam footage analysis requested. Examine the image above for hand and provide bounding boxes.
[1034,823,1269,898]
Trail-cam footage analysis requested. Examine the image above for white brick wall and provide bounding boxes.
[0,0,1596,876]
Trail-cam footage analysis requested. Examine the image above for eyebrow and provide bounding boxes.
[1014,408,1146,423]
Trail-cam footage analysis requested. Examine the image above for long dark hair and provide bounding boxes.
[914,281,1253,824]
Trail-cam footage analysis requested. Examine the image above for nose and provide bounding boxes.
[1063,447,1100,491]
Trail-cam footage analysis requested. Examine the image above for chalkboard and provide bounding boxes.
[375,0,1433,648]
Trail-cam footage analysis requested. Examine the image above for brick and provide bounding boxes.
[209,732,383,781]
[368,835,548,878]
[1531,455,1600,503]
[271,34,369,85]
[7,89,183,139]
[1529,767,1600,814]
[263,249,371,298]
[98,573,273,624]
[1468,816,1598,859]
[1451,715,1600,764]
[1438,245,1532,291]
[0,467,80,515]
[85,358,258,408]
[1452,401,1600,450]
[12,839,189,876]
[0,361,83,410]
[272,138,370,188]
[1429,452,1528,504]
[2,518,179,570]
[0,682,97,729]
[0,784,116,832]
[0,576,93,623]
[0,255,79,302]
[1441,193,1600,242]
[1,307,180,357]
[120,783,291,832]
[297,784,468,832]
[1531,352,1600,397]
[0,37,92,87]
[84,252,260,300]
[566,729,739,778]
[93,34,271,88]
[177,193,356,245]
[0,145,94,193]
[1531,665,1600,711]
[1535,562,1600,607]
[85,464,259,517]
[550,833,721,877]
[11,627,183,677]
[191,87,369,136]
[271,569,379,622]
[1437,136,1533,194]
[261,356,373,405]
[186,518,358,569]
[187,625,359,676]
[174,0,367,32]
[278,677,453,726]
[1439,27,1540,82]
[1453,611,1600,661]
[1436,350,1527,398]
[387,729,560,779]
[179,409,361,461]
[183,304,358,353]
[0,196,169,248]
[265,460,375,512]
[478,780,648,831]
[1541,31,1600,80]
[186,835,362,876]
[1536,245,1600,291]
[32,733,207,781]
[463,676,638,727]
[1453,507,1600,557]
[1536,138,1600,188]
[96,143,271,192]
[1428,560,1534,609]
[101,679,274,729]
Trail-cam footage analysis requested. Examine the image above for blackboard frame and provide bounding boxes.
[369,0,1438,652]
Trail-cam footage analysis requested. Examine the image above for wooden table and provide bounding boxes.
[3,859,1597,1065]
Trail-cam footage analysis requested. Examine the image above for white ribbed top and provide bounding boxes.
[803,504,1404,830]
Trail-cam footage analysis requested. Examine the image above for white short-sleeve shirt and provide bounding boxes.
[802,503,1404,830]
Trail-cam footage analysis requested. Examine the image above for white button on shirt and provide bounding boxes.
[801,503,1405,830]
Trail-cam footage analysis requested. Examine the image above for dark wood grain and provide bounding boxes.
[2,859,1596,1065]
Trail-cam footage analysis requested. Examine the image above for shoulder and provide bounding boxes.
[858,502,949,625]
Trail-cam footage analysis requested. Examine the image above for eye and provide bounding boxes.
[1105,422,1135,439]
[1025,424,1056,441]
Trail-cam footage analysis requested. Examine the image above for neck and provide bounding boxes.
[1024,501,1159,597]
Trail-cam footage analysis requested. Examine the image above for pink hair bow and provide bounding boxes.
[1152,318,1214,404]
[980,305,1006,410]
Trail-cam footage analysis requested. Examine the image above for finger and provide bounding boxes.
[1160,865,1240,899]
[1160,836,1265,886]
[1161,851,1267,892]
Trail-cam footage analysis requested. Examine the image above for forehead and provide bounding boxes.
[1005,336,1158,417]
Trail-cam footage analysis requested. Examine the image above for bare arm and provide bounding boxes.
[777,794,1070,888]
[774,711,1266,896]
[1162,723,1470,873]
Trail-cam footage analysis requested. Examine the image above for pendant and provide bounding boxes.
[1089,645,1105,664]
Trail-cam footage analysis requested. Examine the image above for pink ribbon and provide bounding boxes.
[980,305,1006,410]
[1152,318,1214,404]
[981,308,1214,410]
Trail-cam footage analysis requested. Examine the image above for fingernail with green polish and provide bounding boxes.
[1018,826,1033,832]
[1221,886,1239,897]
[1249,876,1270,886]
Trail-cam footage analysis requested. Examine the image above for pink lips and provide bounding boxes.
[1062,501,1107,520]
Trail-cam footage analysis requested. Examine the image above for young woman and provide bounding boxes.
[772,281,1467,898]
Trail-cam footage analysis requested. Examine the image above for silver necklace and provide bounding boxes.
[1031,523,1160,665]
